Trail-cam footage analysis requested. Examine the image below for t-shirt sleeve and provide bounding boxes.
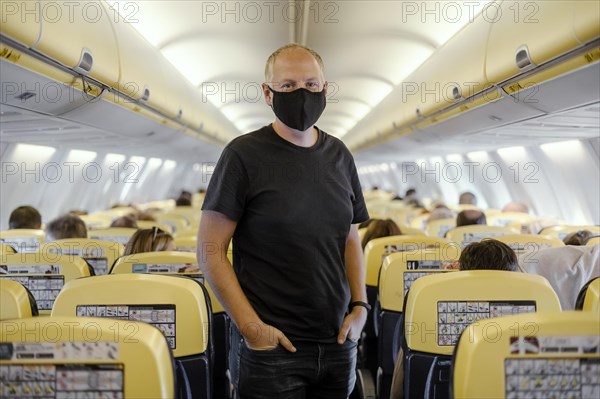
[349,159,370,224]
[201,146,248,222]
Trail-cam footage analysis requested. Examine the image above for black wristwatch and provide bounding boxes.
[349,301,371,312]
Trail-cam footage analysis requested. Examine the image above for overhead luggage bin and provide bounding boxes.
[573,0,600,44]
[486,1,585,84]
[0,0,41,47]
[33,1,119,85]
[405,11,491,120]
[108,7,184,120]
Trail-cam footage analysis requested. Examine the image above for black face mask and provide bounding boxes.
[268,86,326,131]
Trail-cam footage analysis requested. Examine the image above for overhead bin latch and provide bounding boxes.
[515,45,536,71]
[140,85,151,102]
[451,85,462,101]
[74,48,93,75]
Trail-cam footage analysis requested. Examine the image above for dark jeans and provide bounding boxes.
[230,327,357,399]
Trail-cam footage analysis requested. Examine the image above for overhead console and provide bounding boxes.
[349,0,600,151]
[0,0,237,146]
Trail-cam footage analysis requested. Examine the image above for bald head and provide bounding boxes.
[459,192,477,205]
[502,202,530,214]
[264,43,325,84]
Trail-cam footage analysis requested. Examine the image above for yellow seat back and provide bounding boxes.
[111,251,224,314]
[0,253,91,314]
[405,271,561,355]
[0,279,37,320]
[365,235,456,287]
[487,212,535,227]
[39,239,124,275]
[576,277,600,315]
[0,243,16,255]
[173,236,198,252]
[166,206,202,224]
[452,311,600,399]
[425,218,456,238]
[0,316,175,398]
[88,227,137,245]
[398,226,426,236]
[540,225,600,240]
[587,236,600,246]
[379,247,461,313]
[152,213,189,235]
[409,213,429,230]
[446,225,519,248]
[52,273,210,357]
[493,234,565,257]
[79,213,114,229]
[0,229,45,253]
[136,220,174,234]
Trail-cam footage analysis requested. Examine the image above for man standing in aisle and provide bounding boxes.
[198,43,369,398]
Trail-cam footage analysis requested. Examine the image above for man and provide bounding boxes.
[198,44,369,398]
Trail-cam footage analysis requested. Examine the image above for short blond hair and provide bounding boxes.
[264,43,325,83]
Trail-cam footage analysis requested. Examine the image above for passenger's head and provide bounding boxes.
[45,215,87,241]
[405,188,416,198]
[459,239,519,272]
[361,219,402,250]
[124,227,175,256]
[428,207,456,222]
[563,230,594,246]
[8,206,42,229]
[456,210,487,227]
[502,202,530,214]
[458,191,477,205]
[110,215,138,229]
[175,196,192,207]
[136,211,157,222]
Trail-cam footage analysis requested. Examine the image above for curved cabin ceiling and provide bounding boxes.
[105,0,492,139]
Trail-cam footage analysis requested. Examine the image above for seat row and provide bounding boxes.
[0,251,231,399]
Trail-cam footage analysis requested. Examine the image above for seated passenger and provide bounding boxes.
[458,239,519,272]
[137,211,157,221]
[361,218,402,250]
[8,205,42,229]
[110,215,138,229]
[458,191,477,205]
[521,245,599,310]
[563,230,594,246]
[456,210,487,227]
[175,196,192,207]
[124,227,175,255]
[428,206,456,222]
[501,202,530,214]
[45,214,87,241]
[69,210,88,216]
[390,239,518,398]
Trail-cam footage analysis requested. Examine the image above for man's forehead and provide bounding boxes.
[272,49,322,75]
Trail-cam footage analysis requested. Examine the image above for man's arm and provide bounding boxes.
[197,210,296,351]
[337,224,368,344]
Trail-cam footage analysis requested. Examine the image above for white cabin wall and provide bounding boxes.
[0,142,199,230]
[358,138,600,225]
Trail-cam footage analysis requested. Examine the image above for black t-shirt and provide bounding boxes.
[202,124,369,342]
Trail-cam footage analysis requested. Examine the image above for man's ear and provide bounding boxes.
[323,81,328,96]
[262,83,273,106]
